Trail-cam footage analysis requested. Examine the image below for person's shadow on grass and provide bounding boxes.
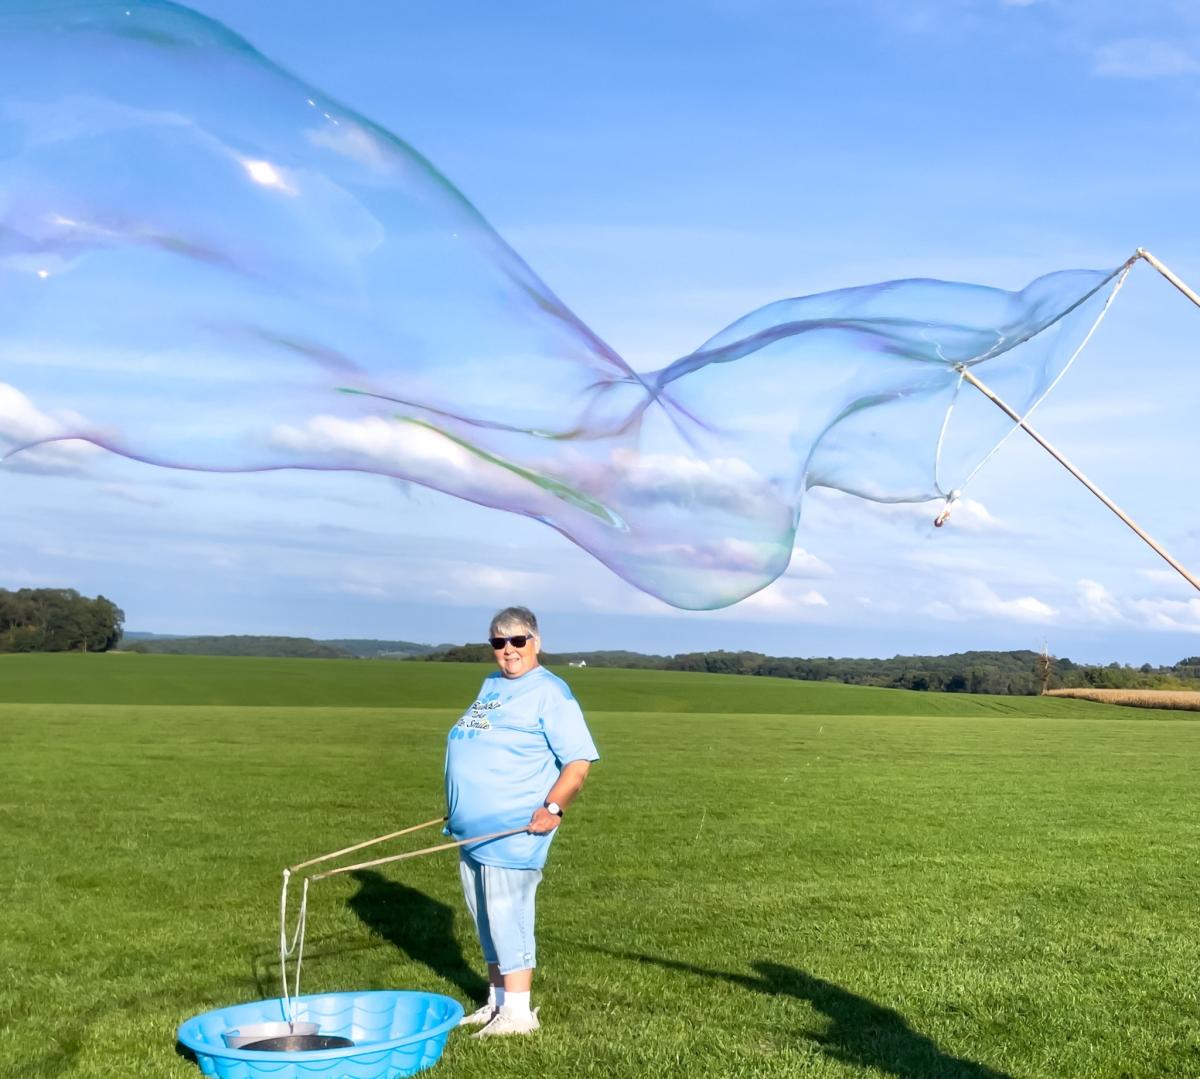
[346,869,487,1002]
[614,951,1013,1079]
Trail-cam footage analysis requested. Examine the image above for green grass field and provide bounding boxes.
[2,655,1198,1078]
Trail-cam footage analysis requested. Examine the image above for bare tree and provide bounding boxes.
[1036,641,1054,695]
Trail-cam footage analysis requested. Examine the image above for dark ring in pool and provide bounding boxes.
[242,1034,356,1052]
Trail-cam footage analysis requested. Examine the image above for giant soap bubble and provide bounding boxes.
[0,0,1126,608]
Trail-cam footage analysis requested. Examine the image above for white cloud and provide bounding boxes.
[571,559,832,623]
[961,580,1057,623]
[804,487,1008,536]
[1077,578,1122,623]
[920,599,963,621]
[673,537,782,574]
[575,586,672,618]
[438,563,551,599]
[0,382,96,474]
[944,497,1004,533]
[786,547,834,578]
[270,415,540,510]
[272,418,784,532]
[604,449,778,517]
[1137,567,1185,585]
[1126,596,1200,632]
[273,415,472,475]
[270,420,794,595]
[1093,38,1200,79]
[736,580,828,615]
[0,383,58,442]
[305,122,398,174]
[339,577,389,600]
[1048,579,1200,634]
[322,545,566,611]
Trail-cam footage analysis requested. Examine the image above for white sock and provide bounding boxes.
[487,985,505,1008]
[501,990,531,1017]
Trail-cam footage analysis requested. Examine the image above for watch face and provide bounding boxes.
[546,801,562,816]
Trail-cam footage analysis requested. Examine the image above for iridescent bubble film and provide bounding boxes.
[0,0,1126,609]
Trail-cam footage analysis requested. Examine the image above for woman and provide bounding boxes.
[445,605,599,1038]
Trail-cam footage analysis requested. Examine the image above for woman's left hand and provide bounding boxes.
[527,806,561,834]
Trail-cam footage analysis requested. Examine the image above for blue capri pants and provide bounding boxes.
[458,854,542,975]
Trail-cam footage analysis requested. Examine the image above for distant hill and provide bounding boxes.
[323,638,451,659]
[124,635,352,659]
[122,634,452,660]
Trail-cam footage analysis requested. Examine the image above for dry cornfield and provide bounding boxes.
[1046,687,1200,711]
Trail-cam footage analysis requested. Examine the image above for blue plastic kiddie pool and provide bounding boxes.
[177,991,463,1078]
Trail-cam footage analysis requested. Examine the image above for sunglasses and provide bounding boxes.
[489,635,533,650]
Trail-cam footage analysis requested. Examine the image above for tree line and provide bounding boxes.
[425,644,1200,696]
[0,588,124,653]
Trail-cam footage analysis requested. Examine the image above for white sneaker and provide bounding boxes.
[471,1006,540,1038]
[458,1003,498,1027]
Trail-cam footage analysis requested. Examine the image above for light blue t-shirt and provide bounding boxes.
[445,666,599,869]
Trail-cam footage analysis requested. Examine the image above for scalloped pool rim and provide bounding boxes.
[177,990,464,1073]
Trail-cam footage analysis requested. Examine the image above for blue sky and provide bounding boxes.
[3,0,1200,662]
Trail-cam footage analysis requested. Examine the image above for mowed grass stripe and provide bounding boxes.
[2,684,1198,1077]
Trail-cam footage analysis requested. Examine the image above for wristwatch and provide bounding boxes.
[545,800,563,817]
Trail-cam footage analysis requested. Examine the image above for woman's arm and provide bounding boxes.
[527,759,591,834]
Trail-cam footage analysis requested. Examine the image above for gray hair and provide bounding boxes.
[489,606,539,637]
